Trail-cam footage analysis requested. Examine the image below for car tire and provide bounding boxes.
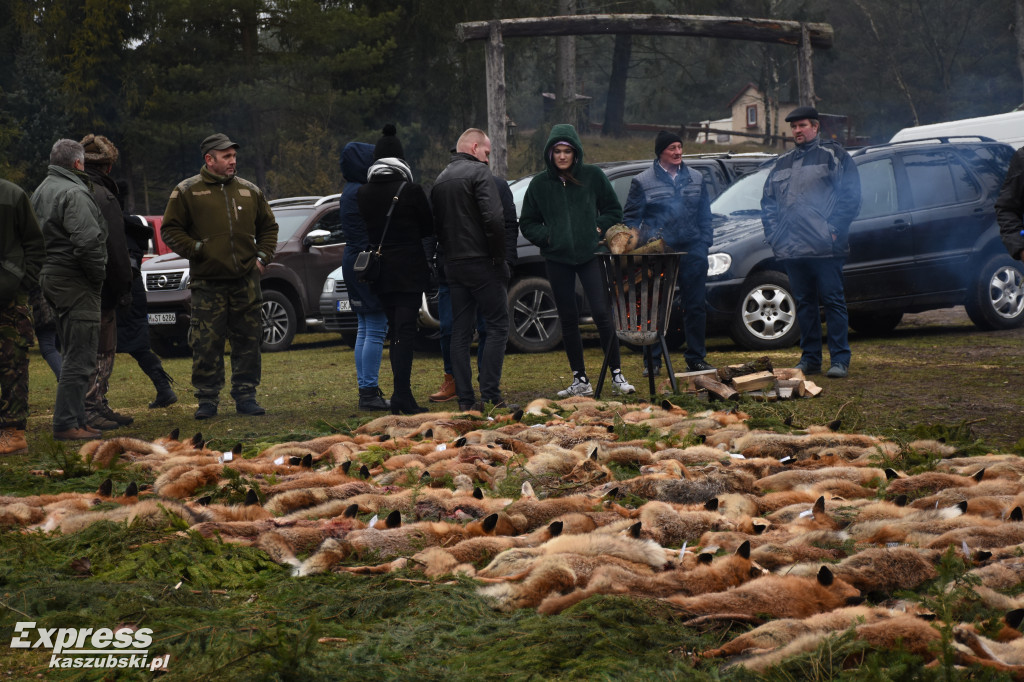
[261,290,297,352]
[848,311,903,336]
[507,276,562,353]
[728,271,800,350]
[965,254,1024,330]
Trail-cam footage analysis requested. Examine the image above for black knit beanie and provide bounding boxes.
[655,130,683,157]
[374,124,405,160]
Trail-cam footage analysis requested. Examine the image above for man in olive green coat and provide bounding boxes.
[161,133,279,419]
[31,139,108,441]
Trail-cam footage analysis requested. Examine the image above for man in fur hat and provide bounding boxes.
[79,134,134,430]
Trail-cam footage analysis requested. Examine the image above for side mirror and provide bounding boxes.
[303,229,335,248]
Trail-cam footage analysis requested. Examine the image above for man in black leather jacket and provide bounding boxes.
[430,128,509,411]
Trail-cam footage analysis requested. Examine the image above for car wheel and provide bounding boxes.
[728,271,800,350]
[261,290,297,352]
[848,311,903,336]
[507,276,562,353]
[965,254,1024,330]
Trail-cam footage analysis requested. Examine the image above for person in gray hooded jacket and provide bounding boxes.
[761,106,861,379]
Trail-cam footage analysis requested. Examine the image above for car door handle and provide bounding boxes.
[892,220,909,231]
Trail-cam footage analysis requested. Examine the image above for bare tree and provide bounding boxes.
[602,33,631,137]
[851,0,920,126]
[555,0,578,126]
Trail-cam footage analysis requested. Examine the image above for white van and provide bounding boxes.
[890,110,1024,149]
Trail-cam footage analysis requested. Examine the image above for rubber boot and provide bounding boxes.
[358,386,390,411]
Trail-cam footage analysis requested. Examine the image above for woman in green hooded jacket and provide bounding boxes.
[520,124,634,397]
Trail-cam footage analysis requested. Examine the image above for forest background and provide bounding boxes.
[1,0,1021,213]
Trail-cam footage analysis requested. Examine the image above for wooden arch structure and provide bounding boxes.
[456,13,834,177]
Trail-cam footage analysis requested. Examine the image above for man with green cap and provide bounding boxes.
[161,133,279,419]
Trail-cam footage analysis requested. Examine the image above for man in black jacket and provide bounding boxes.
[431,128,510,411]
[995,146,1024,261]
[80,134,134,430]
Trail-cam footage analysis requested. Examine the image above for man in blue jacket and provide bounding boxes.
[623,130,714,376]
[761,107,861,378]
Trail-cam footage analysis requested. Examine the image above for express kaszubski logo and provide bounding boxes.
[10,622,171,671]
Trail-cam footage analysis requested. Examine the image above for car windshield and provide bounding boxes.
[710,168,770,217]
[508,175,537,218]
[273,207,315,242]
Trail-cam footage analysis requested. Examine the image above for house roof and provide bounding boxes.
[727,82,760,109]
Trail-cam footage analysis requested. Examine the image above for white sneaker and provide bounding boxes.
[611,370,635,395]
[557,376,594,397]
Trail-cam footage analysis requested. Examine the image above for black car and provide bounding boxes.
[704,137,1023,349]
[320,153,774,353]
[143,196,344,356]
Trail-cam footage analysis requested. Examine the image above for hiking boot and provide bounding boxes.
[794,361,822,376]
[458,401,480,412]
[557,376,594,398]
[149,386,178,409]
[236,399,266,416]
[611,370,635,395]
[429,373,457,402]
[686,359,716,372]
[358,386,390,411]
[826,364,849,379]
[0,428,28,455]
[54,427,101,441]
[194,403,218,420]
[86,413,121,431]
[102,406,134,426]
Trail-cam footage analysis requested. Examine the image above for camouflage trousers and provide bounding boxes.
[84,307,117,417]
[42,273,101,431]
[189,272,263,405]
[0,292,33,429]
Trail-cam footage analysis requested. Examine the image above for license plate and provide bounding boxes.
[336,300,351,312]
[148,313,177,325]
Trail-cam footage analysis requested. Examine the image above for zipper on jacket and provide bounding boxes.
[220,184,240,272]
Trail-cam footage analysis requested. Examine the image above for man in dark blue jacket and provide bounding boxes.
[761,107,861,378]
[623,131,714,375]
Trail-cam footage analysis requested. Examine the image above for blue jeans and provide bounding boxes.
[438,281,486,375]
[783,257,851,368]
[649,252,708,368]
[354,311,388,389]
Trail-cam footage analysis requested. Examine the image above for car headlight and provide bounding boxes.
[323,278,336,293]
[707,253,731,277]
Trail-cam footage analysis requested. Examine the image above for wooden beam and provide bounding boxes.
[797,22,816,106]
[457,14,834,49]
[484,21,508,178]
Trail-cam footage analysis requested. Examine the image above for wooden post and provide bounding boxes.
[485,21,508,179]
[797,22,815,107]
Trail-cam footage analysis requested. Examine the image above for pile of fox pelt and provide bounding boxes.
[9,395,1024,674]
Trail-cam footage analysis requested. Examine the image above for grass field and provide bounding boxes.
[3,313,1024,680]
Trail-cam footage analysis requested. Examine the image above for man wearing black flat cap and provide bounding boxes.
[161,133,279,419]
[761,106,860,379]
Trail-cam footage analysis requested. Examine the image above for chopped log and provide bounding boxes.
[694,375,739,401]
[730,371,776,393]
[803,381,823,397]
[777,379,806,398]
[774,368,806,381]
[718,356,774,382]
[677,368,719,392]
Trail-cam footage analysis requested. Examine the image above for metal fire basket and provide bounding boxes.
[595,252,682,397]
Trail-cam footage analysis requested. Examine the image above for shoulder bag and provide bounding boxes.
[354,181,406,283]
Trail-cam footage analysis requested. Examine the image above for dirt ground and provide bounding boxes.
[835,306,1024,450]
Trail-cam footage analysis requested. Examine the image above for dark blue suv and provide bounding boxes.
[703,137,1022,349]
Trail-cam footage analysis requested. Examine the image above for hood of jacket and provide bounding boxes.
[543,124,584,178]
[340,142,375,184]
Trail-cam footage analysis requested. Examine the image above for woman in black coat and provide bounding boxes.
[356,126,433,414]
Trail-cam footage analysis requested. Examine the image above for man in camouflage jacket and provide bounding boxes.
[161,133,278,419]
